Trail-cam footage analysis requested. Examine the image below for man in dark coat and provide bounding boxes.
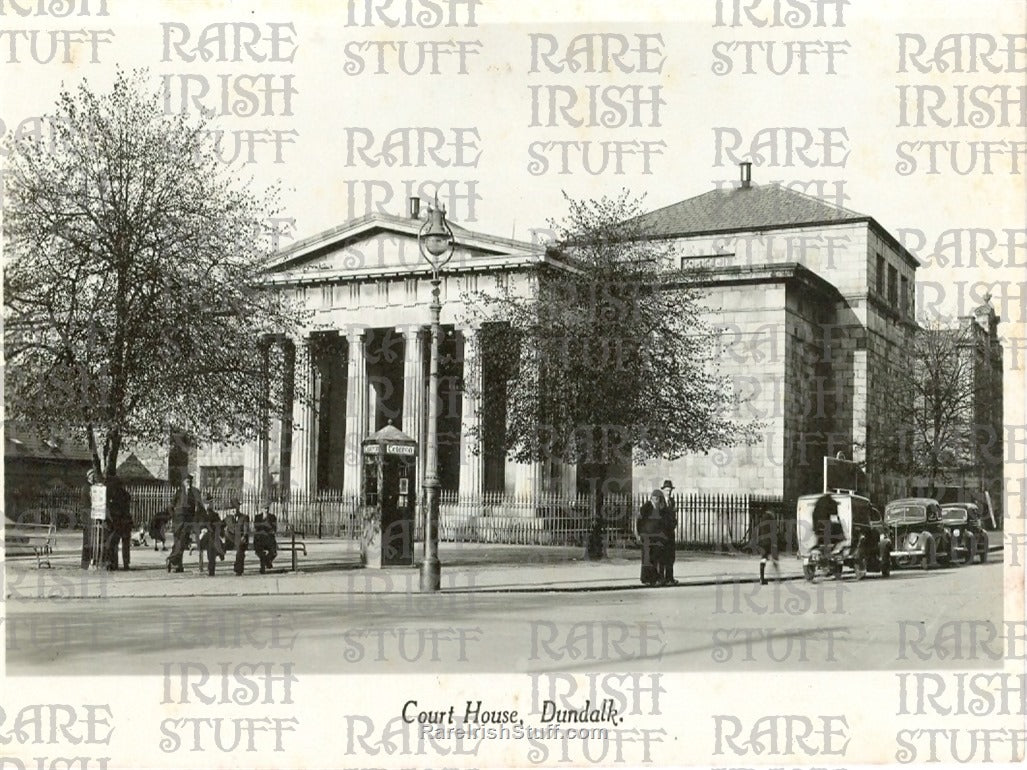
[222,500,250,576]
[104,472,133,570]
[658,479,679,585]
[197,505,226,576]
[166,473,204,572]
[637,491,666,586]
[253,508,278,574]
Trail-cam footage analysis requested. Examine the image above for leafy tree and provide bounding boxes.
[462,191,761,557]
[869,321,984,497]
[3,69,306,479]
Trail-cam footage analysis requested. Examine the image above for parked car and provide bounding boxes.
[796,493,891,581]
[884,497,951,569]
[940,503,989,564]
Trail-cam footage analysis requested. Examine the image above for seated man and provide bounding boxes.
[252,508,278,574]
[197,506,226,576]
[222,500,250,576]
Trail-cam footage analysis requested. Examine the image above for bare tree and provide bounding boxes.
[869,321,982,497]
[463,191,761,557]
[3,69,306,478]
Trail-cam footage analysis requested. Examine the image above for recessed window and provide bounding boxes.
[900,275,909,314]
[888,265,898,306]
[875,254,885,295]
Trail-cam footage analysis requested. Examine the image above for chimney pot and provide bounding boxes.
[740,161,752,189]
[408,196,421,219]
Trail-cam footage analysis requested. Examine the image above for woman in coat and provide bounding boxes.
[637,490,667,586]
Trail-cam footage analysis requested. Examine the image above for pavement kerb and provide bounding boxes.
[3,544,1004,600]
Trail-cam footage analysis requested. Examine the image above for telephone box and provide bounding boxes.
[361,424,417,568]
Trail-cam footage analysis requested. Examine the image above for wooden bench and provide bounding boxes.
[276,527,307,572]
[6,522,57,568]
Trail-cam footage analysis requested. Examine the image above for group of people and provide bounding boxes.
[636,479,680,586]
[636,481,783,587]
[164,474,279,576]
[83,469,278,576]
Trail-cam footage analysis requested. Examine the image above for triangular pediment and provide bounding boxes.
[265,213,541,281]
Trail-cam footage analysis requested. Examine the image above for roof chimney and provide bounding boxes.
[408,196,421,219]
[740,161,752,189]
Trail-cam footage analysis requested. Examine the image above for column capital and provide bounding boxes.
[345,327,368,345]
[397,324,427,338]
[455,321,482,335]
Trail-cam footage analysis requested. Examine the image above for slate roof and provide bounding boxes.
[4,425,92,462]
[631,183,870,238]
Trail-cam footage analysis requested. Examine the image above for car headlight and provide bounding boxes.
[953,528,960,537]
[908,533,919,547]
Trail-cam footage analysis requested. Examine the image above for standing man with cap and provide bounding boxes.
[659,479,679,585]
[166,473,204,573]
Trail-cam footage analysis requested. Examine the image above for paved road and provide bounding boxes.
[6,561,1003,675]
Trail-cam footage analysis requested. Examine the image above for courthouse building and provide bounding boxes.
[186,165,999,509]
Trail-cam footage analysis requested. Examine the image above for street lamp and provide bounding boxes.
[417,195,455,592]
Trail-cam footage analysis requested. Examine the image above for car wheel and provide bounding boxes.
[964,535,976,565]
[803,563,816,582]
[946,536,958,565]
[920,536,935,570]
[980,543,988,564]
[832,562,843,580]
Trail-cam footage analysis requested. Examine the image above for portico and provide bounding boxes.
[244,206,573,500]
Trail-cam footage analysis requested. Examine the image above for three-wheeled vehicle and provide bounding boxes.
[885,497,951,569]
[796,493,891,581]
[939,503,989,564]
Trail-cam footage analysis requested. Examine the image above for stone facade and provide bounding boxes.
[174,175,1001,513]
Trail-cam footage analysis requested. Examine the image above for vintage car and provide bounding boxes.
[884,497,952,569]
[940,503,990,564]
[796,493,891,581]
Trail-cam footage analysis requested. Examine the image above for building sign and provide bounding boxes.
[90,484,107,520]
[364,444,381,454]
[386,444,415,455]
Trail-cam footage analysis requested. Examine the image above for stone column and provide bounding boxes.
[343,329,368,497]
[256,336,272,501]
[401,325,426,491]
[278,338,296,496]
[290,338,316,496]
[458,325,483,498]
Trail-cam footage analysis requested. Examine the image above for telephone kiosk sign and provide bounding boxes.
[361,423,417,568]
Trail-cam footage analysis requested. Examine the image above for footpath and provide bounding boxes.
[9,532,998,600]
[5,532,798,599]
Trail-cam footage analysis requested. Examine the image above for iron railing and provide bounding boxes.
[6,484,788,551]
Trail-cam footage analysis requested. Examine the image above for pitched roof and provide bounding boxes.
[116,452,163,481]
[4,425,93,462]
[631,183,870,238]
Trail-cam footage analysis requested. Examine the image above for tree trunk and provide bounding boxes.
[103,430,122,479]
[583,462,609,560]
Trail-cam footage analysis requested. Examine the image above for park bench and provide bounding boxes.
[276,526,307,572]
[5,522,57,568]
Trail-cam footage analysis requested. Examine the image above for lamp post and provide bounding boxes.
[417,195,455,592]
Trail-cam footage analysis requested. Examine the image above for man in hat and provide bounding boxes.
[658,479,679,585]
[104,470,133,570]
[166,473,204,573]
